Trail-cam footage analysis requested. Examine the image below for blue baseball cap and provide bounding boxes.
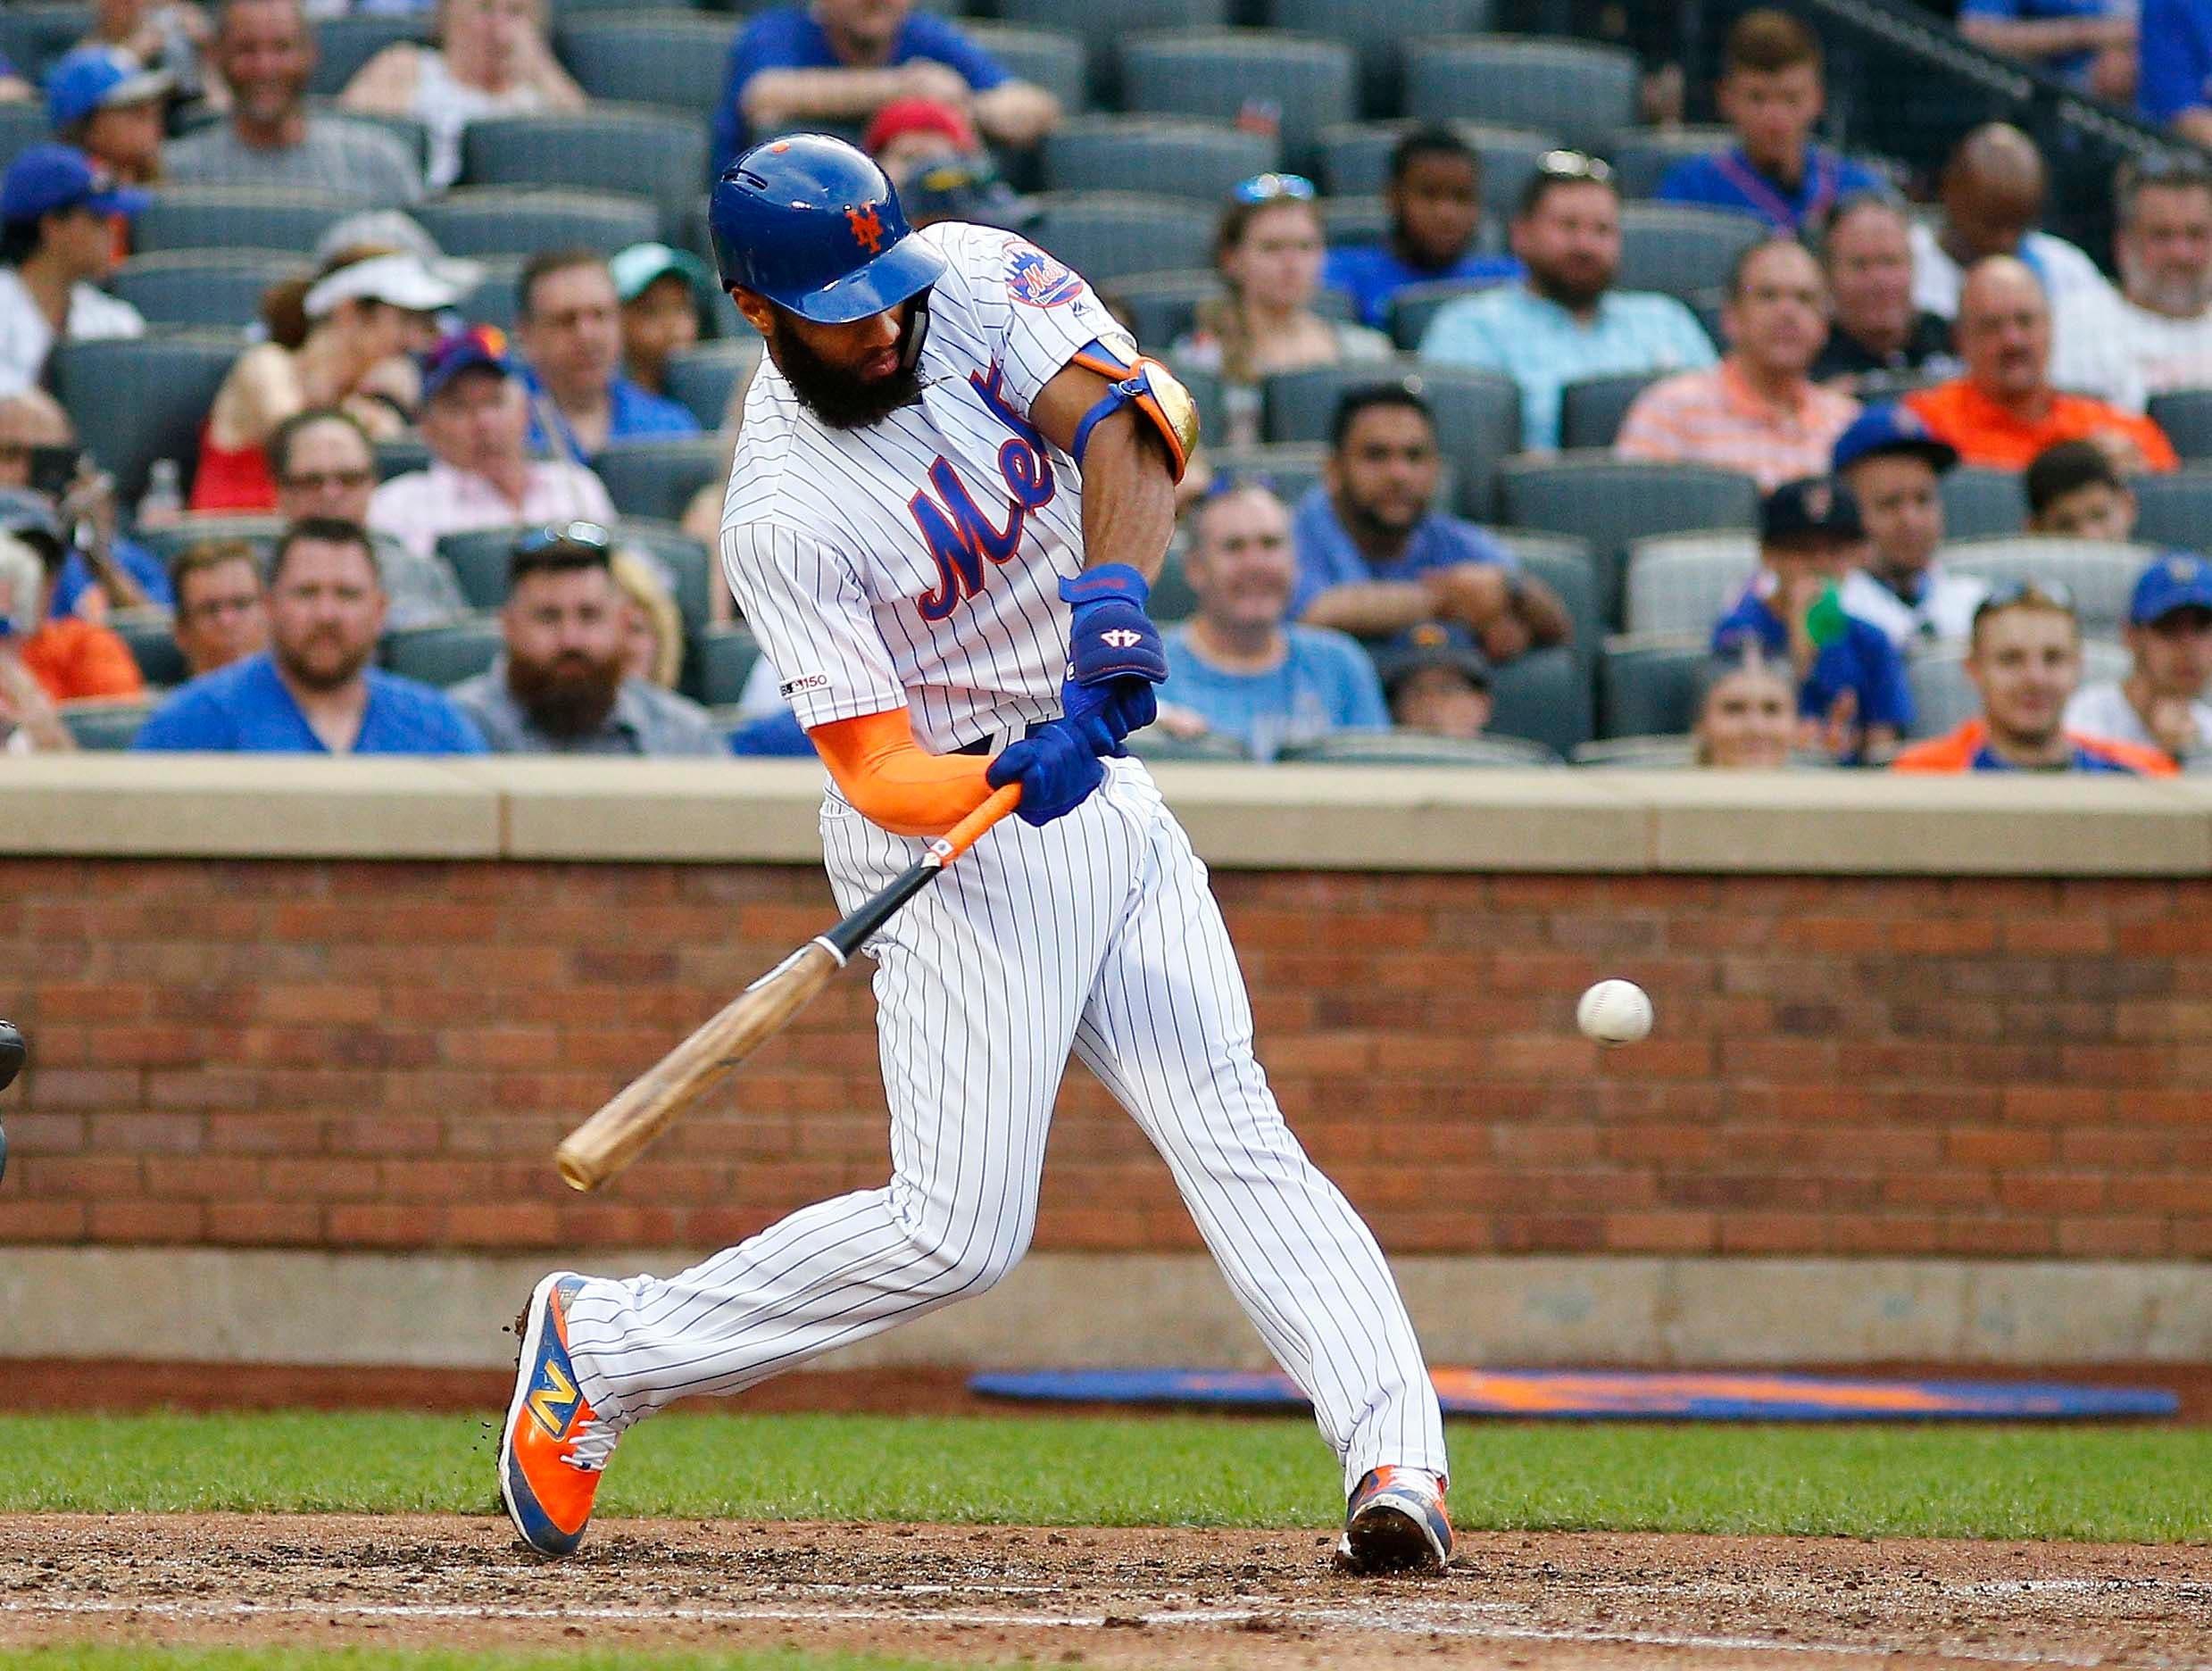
[419,324,514,401]
[1831,402,1958,475]
[0,143,147,225]
[1374,621,1493,694]
[2129,551,2212,626]
[46,46,171,132]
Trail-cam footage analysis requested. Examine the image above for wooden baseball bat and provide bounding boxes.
[553,784,1022,1192]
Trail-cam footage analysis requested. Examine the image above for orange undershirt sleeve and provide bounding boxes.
[808,708,996,839]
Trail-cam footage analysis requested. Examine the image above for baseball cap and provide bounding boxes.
[0,488,67,566]
[861,97,978,159]
[1373,621,1492,695]
[902,158,1031,231]
[2129,551,2212,625]
[0,143,148,225]
[609,241,714,306]
[45,46,172,131]
[419,324,513,400]
[1760,475,1864,545]
[303,250,481,321]
[1831,401,1958,475]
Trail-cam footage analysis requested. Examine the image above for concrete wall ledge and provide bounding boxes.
[1,756,2208,876]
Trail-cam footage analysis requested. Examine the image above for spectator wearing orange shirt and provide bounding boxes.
[0,489,141,702]
[1903,256,2178,472]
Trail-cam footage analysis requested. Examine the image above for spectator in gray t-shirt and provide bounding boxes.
[165,0,421,205]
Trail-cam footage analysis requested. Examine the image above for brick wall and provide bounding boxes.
[2,857,2206,1260]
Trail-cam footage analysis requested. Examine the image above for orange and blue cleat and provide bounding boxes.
[1335,1466,1452,1575]
[499,1271,618,1556]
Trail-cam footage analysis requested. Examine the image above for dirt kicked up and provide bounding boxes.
[1,1515,2206,1671]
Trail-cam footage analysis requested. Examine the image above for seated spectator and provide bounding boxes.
[1692,646,1799,768]
[1323,126,1520,332]
[449,522,722,755]
[168,538,267,678]
[1959,0,2135,99]
[270,406,467,628]
[2139,0,2212,145]
[1809,194,1957,392]
[0,503,143,702]
[1420,152,1717,451]
[517,250,701,463]
[47,47,172,188]
[339,0,585,193]
[370,327,615,561]
[715,0,1059,169]
[0,533,77,752]
[1655,10,1885,235]
[1292,383,1571,661]
[167,0,421,204]
[1155,479,1388,760]
[611,243,713,402]
[0,145,145,398]
[862,96,978,189]
[1904,258,2179,472]
[2064,551,2212,767]
[137,518,484,752]
[899,154,1027,233]
[1372,621,1492,740]
[195,246,471,511]
[79,0,215,110]
[611,547,685,689]
[1615,237,1859,491]
[0,392,170,619]
[2106,153,2212,397]
[1893,583,2176,774]
[1170,176,1393,449]
[1832,403,1985,648]
[2025,436,2141,539]
[0,56,30,107]
[1712,475,1911,763]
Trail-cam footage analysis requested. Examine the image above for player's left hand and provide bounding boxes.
[1060,563,1167,751]
[986,717,1109,827]
[1059,676,1156,758]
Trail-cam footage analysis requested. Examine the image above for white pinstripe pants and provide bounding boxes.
[562,758,1448,1492]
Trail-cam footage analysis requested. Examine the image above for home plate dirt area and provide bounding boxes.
[1,1515,2206,1670]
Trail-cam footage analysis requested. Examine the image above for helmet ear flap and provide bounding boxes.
[898,291,933,376]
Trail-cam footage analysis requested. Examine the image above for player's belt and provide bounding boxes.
[951,738,994,755]
[951,719,1052,756]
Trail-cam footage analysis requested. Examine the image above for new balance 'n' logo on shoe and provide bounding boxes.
[1335,1466,1452,1574]
[499,1271,618,1556]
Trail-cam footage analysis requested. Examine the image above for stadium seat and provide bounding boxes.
[1319,195,1389,246]
[1907,638,2128,738]
[1043,117,1277,204]
[413,188,660,261]
[1572,734,1699,767]
[1405,37,1638,156]
[1171,361,1232,452]
[965,24,1091,117]
[1622,533,1758,638]
[1203,442,1330,508]
[380,619,502,689]
[1499,454,1759,629]
[621,521,717,633]
[455,257,525,332]
[1944,538,2154,637]
[1276,727,1560,765]
[375,438,432,482]
[0,5,94,82]
[51,332,237,505]
[1606,126,1733,198]
[1127,725,1252,761]
[1120,31,1356,174]
[436,530,525,612]
[685,623,760,709]
[106,250,305,334]
[554,13,735,117]
[1260,357,1521,519]
[461,111,710,236]
[2146,389,2212,462]
[338,110,431,179]
[133,188,359,257]
[1939,466,2028,540]
[996,0,1227,105]
[1559,371,1661,451]
[131,517,283,567]
[107,614,188,690]
[595,436,728,524]
[1026,193,1216,283]
[664,339,764,429]
[1148,544,1198,621]
[2128,467,2212,551]
[1318,120,1555,220]
[60,700,151,752]
[1597,633,1705,739]
[0,104,46,175]
[1484,644,1590,754]
[1269,0,1494,118]
[1109,270,1222,352]
[1388,280,1505,353]
[307,14,432,96]
[1616,204,1767,299]
[552,0,693,15]
[1491,530,1601,661]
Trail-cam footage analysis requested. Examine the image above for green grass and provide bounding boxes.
[4,1410,2208,1542]
[0,1652,994,1671]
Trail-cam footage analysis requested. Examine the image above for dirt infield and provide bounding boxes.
[1,1515,2206,1670]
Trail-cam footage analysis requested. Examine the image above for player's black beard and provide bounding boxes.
[508,649,624,740]
[770,309,926,431]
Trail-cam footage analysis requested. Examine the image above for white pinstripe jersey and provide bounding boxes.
[718,220,1130,753]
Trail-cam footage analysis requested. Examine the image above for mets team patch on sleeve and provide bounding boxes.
[1006,243,1085,307]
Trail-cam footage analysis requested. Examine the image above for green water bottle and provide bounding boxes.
[1805,584,1849,649]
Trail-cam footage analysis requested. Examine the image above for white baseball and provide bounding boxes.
[1577,979,1652,1045]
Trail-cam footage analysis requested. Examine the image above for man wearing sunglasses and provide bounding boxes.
[271,406,468,631]
[497,134,1455,1580]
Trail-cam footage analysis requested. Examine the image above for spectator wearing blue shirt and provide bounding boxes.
[2141,0,2212,146]
[712,0,1060,169]
[1292,383,1573,662]
[1712,475,1913,764]
[516,251,700,465]
[1322,127,1521,333]
[0,391,170,619]
[1373,621,1495,740]
[136,518,486,754]
[1155,480,1390,761]
[1963,0,2137,101]
[1655,11,1885,236]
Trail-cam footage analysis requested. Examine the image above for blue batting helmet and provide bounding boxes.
[710,134,946,325]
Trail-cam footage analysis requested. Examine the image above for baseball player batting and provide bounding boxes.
[497,135,1451,1575]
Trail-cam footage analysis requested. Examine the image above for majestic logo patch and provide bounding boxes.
[845,204,885,255]
[780,673,831,698]
[1006,244,1084,308]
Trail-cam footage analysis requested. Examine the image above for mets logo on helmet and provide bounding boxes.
[846,204,886,255]
[1006,244,1084,307]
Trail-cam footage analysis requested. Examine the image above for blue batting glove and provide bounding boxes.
[1060,563,1168,688]
[985,717,1108,827]
[1060,676,1158,757]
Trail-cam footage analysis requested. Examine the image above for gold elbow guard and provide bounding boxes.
[1134,358,1202,481]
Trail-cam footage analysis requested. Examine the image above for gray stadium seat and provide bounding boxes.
[552,0,694,14]
[0,104,46,175]
[308,14,432,95]
[1120,31,1355,173]
[965,24,1091,117]
[381,619,502,689]
[686,624,761,709]
[1943,537,2155,637]
[1941,466,2028,540]
[107,250,307,334]
[1491,530,1601,660]
[61,700,151,752]
[1318,120,1555,220]
[1204,442,1331,509]
[1598,633,1705,738]
[1388,280,1501,353]
[1269,0,1493,118]
[1606,126,1733,199]
[595,436,728,524]
[51,332,237,505]
[1027,192,1216,283]
[664,339,764,429]
[621,522,716,632]
[133,188,359,256]
[131,517,283,567]
[1406,37,1638,156]
[1107,269,1222,352]
[1559,371,1661,451]
[1043,117,1277,203]
[0,5,93,81]
[1484,644,1590,754]
[1148,544,1197,621]
[1572,734,1698,767]
[1172,361,1232,453]
[554,13,735,118]
[338,109,431,179]
[2128,468,2212,551]
[1499,454,1760,629]
[1622,533,1758,638]
[108,614,188,690]
[1616,204,1768,299]
[1319,195,1389,246]
[414,188,660,260]
[435,530,525,612]
[2146,389,2212,462]
[461,110,710,235]
[1276,727,1559,765]
[1260,357,1521,519]
[996,0,1228,104]
[1127,725,1252,761]
[375,438,431,482]
[1907,638,2129,738]
[455,256,524,332]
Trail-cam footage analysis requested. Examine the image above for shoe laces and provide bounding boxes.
[565,1417,619,1473]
